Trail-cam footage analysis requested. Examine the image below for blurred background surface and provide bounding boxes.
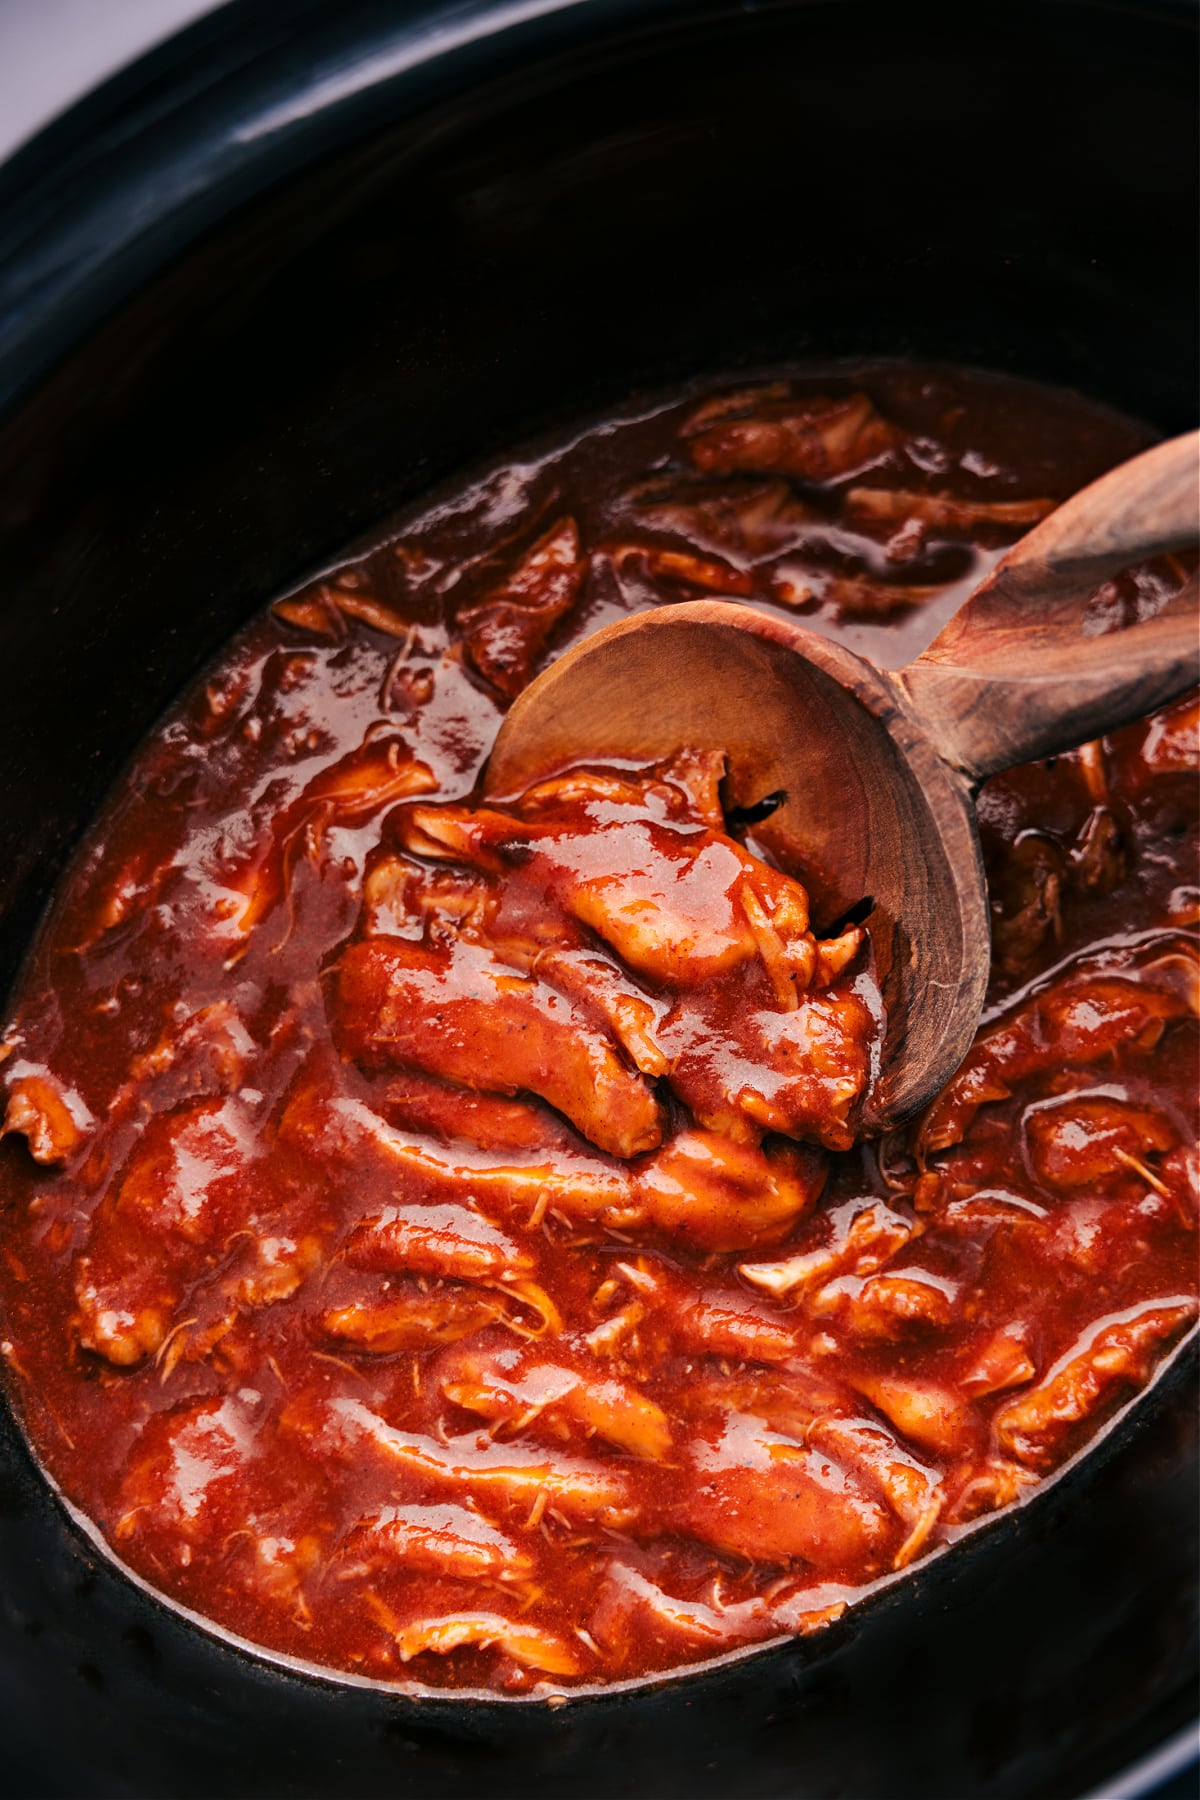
[0,0,222,161]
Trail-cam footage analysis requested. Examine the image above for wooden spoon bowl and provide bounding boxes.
[486,432,1200,1131]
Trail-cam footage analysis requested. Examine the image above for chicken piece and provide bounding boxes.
[335,589,414,636]
[395,765,863,1146]
[1039,1193,1142,1277]
[514,947,669,1080]
[114,1393,262,1549]
[1038,969,1197,1059]
[740,887,818,1010]
[338,1503,533,1583]
[451,926,671,1081]
[360,854,418,937]
[851,1373,977,1459]
[916,955,1198,1156]
[94,1101,250,1252]
[113,1002,255,1115]
[439,1346,672,1460]
[768,1591,850,1635]
[806,1413,943,1570]
[334,938,663,1160]
[1069,807,1126,896]
[1070,737,1110,803]
[916,1046,1017,1157]
[590,1562,773,1660]
[342,1202,535,1283]
[629,475,818,561]
[281,733,435,822]
[684,1366,850,1428]
[376,1073,581,1155]
[682,392,902,482]
[943,1458,1037,1525]
[959,1327,1036,1399]
[394,792,819,992]
[72,1098,257,1367]
[378,1077,568,1153]
[812,1420,942,1556]
[687,1370,942,1534]
[630,1130,825,1252]
[569,842,810,991]
[829,1272,957,1341]
[740,1199,919,1299]
[457,517,587,699]
[273,589,347,638]
[368,1597,583,1676]
[994,1300,1197,1469]
[619,1259,799,1365]
[990,833,1064,974]
[0,1068,90,1165]
[338,583,413,640]
[226,738,436,938]
[1024,1094,1176,1194]
[1140,693,1199,774]
[279,1084,633,1228]
[158,1229,327,1377]
[76,836,174,949]
[235,1533,324,1626]
[332,1274,557,1346]
[658,985,874,1151]
[287,1083,819,1254]
[677,1411,894,1571]
[655,747,729,831]
[844,486,1054,539]
[363,855,492,942]
[514,772,654,811]
[607,542,759,598]
[275,578,413,640]
[233,1233,324,1308]
[680,383,791,429]
[584,1302,646,1359]
[318,1284,507,1354]
[325,1398,638,1528]
[392,802,523,871]
[513,749,726,831]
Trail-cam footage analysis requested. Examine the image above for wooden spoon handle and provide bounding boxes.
[896,432,1200,781]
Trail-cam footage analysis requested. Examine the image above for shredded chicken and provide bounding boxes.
[337,1503,533,1583]
[439,1346,672,1460]
[457,517,587,699]
[0,1069,90,1165]
[682,391,903,482]
[322,1398,639,1529]
[334,937,664,1160]
[994,1300,1197,1468]
[2,368,1193,1699]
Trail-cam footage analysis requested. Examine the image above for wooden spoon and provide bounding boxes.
[484,431,1200,1132]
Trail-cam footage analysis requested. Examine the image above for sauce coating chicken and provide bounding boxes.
[0,364,1195,1697]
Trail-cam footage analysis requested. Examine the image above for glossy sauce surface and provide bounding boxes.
[0,366,1195,1695]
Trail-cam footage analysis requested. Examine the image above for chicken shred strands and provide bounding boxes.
[344,750,877,1154]
[0,370,1194,1697]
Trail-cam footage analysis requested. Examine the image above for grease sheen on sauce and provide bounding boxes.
[0,365,1195,1696]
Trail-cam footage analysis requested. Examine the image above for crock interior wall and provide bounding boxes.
[0,2,1195,1795]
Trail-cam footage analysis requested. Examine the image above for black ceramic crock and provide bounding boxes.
[0,2,1196,1794]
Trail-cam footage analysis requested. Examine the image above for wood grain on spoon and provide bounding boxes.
[899,431,1200,776]
[486,432,1200,1133]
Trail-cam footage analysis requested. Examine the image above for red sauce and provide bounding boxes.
[0,365,1195,1695]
